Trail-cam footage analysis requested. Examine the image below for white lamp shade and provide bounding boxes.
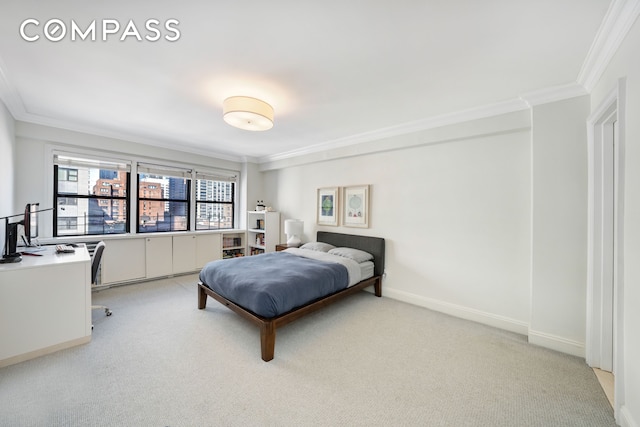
[223,96,274,131]
[284,219,303,246]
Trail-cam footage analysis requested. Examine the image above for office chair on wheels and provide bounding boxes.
[91,241,112,323]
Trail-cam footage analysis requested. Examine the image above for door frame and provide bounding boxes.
[586,78,625,418]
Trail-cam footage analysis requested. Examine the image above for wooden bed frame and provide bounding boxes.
[197,231,385,361]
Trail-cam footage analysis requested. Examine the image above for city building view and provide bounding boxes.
[56,166,234,236]
[195,177,234,230]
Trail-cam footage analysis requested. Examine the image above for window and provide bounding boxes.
[53,154,130,236]
[137,164,191,233]
[53,155,239,235]
[59,168,78,182]
[195,171,237,230]
[58,197,78,206]
[57,217,78,231]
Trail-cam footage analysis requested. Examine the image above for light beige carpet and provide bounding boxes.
[0,274,616,426]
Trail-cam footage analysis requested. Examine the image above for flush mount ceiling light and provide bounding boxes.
[223,96,274,131]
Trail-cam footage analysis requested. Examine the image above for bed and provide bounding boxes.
[198,231,385,361]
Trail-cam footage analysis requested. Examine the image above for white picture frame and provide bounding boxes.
[342,185,369,228]
[317,187,340,226]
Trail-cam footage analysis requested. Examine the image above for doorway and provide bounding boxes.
[586,79,625,420]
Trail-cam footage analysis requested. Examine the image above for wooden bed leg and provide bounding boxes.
[374,277,382,297]
[198,284,207,309]
[260,321,275,362]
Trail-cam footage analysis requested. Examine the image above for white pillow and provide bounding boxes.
[328,247,374,263]
[299,242,336,252]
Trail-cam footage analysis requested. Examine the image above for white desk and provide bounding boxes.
[0,245,92,367]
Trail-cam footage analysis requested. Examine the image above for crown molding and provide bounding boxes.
[577,0,640,92]
[519,82,588,107]
[1,57,249,164]
[259,98,529,163]
[262,79,594,165]
[15,112,249,164]
[3,1,636,166]
[0,56,26,118]
[264,0,640,164]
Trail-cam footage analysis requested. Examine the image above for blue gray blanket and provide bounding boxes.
[199,251,349,318]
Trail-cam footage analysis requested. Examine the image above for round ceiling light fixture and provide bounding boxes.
[223,96,274,131]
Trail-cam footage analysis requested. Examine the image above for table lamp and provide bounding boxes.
[284,219,303,247]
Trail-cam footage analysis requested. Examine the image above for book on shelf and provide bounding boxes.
[222,236,242,248]
[222,248,244,258]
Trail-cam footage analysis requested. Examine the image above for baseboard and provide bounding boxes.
[0,336,91,368]
[383,287,529,335]
[620,405,639,427]
[99,270,200,289]
[527,329,585,358]
[382,288,590,358]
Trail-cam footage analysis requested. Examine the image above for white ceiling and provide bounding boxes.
[0,1,613,162]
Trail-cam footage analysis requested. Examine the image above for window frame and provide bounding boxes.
[53,164,131,237]
[48,149,241,238]
[136,167,192,233]
[194,176,236,230]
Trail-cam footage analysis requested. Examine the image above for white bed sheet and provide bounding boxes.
[359,261,374,281]
[283,247,370,287]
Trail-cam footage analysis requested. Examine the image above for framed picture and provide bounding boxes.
[342,185,369,228]
[317,187,340,226]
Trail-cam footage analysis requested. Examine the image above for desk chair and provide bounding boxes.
[91,241,112,320]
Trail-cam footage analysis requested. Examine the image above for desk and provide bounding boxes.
[0,245,91,367]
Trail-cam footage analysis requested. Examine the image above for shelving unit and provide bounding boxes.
[221,232,245,258]
[247,211,280,255]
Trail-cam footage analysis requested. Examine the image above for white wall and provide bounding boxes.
[263,97,594,358]
[262,111,533,333]
[0,100,16,250]
[529,96,590,355]
[590,14,640,427]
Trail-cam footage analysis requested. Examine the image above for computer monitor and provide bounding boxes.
[23,202,39,246]
[1,218,21,263]
[1,203,42,262]
[30,203,39,241]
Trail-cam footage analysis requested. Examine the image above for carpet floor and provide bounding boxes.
[0,274,616,426]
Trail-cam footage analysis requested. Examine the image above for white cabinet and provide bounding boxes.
[0,246,91,366]
[145,236,173,278]
[247,211,280,255]
[102,238,146,284]
[99,231,244,285]
[196,233,221,268]
[173,235,197,273]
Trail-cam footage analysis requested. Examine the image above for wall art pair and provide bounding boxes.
[316,185,369,228]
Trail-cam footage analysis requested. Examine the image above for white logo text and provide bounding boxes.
[20,19,181,42]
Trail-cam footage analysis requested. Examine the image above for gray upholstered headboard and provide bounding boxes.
[317,231,385,277]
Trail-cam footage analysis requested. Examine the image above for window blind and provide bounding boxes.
[137,162,192,178]
[54,154,131,172]
[195,169,238,183]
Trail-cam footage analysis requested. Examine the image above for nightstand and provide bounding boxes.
[276,243,300,251]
